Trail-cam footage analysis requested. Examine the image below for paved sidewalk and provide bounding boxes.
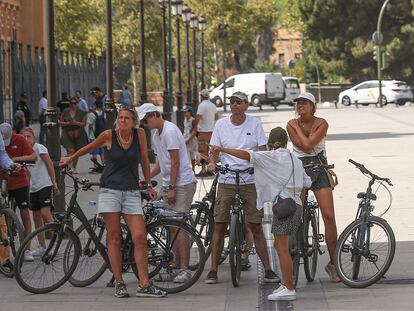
[1,105,414,310]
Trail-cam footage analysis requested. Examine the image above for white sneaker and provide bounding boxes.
[272,284,287,294]
[173,269,192,283]
[31,247,46,256]
[155,268,180,282]
[24,250,34,262]
[268,288,297,301]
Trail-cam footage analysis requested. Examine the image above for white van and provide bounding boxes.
[209,73,285,108]
[279,76,300,107]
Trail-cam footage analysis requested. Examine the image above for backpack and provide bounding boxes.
[93,111,106,138]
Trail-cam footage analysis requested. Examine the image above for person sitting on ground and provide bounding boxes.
[21,127,59,255]
[211,127,311,301]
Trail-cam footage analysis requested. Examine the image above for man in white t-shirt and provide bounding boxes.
[138,103,197,283]
[205,91,279,284]
[38,90,48,145]
[194,89,218,176]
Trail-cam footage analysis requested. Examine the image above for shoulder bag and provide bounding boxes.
[272,152,297,220]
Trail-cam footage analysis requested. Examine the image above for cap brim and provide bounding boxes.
[294,97,313,103]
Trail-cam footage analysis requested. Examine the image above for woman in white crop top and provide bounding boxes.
[287,92,340,283]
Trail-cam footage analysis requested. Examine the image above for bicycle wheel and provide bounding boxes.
[0,209,24,277]
[132,219,205,294]
[66,216,108,287]
[14,224,81,294]
[303,211,318,282]
[229,213,242,287]
[335,216,396,288]
[289,228,301,289]
[189,203,214,260]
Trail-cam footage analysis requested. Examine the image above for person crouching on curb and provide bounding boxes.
[210,127,311,301]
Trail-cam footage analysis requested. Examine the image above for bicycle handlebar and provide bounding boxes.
[348,159,393,186]
[303,163,335,170]
[217,164,254,175]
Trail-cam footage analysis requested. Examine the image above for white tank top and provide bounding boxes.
[292,137,326,158]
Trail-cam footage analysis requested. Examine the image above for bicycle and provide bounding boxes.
[14,167,205,294]
[0,163,33,277]
[290,162,332,288]
[335,159,395,288]
[219,165,254,287]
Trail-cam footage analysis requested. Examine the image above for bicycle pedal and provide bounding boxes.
[316,234,325,242]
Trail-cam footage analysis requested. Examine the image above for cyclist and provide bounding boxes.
[205,91,279,284]
[287,92,340,282]
[138,103,197,284]
[60,108,167,298]
[0,122,36,261]
[0,131,20,272]
[211,127,311,300]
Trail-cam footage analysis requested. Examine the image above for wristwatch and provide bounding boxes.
[168,184,175,190]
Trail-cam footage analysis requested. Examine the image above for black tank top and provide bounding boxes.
[100,128,140,190]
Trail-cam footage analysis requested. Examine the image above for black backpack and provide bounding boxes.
[93,111,106,138]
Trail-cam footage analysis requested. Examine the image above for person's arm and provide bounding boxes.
[40,153,60,195]
[150,160,161,179]
[138,128,156,200]
[0,149,14,169]
[72,113,86,127]
[194,114,202,128]
[60,130,111,166]
[59,112,71,127]
[287,119,328,153]
[186,119,198,143]
[13,138,36,162]
[13,151,36,162]
[167,149,180,205]
[211,145,251,161]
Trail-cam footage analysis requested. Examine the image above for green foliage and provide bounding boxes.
[298,0,414,84]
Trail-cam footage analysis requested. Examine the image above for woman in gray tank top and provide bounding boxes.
[287,92,340,283]
[60,108,167,298]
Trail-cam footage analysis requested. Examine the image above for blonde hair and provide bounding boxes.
[20,127,36,141]
[115,108,138,130]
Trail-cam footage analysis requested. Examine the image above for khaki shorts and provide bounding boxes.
[215,183,263,224]
[163,182,196,212]
[197,132,212,157]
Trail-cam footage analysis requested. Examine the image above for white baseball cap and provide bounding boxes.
[137,103,159,120]
[0,123,12,146]
[200,89,210,98]
[294,92,316,104]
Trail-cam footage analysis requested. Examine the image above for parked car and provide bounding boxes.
[338,80,413,106]
[209,73,285,108]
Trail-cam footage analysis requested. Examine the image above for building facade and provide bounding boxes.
[271,28,303,67]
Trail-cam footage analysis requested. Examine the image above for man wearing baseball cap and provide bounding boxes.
[138,103,197,283]
[205,91,279,284]
[194,89,218,176]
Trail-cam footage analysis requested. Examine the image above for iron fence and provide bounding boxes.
[0,38,105,123]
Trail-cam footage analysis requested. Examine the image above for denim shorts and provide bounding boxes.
[98,188,143,215]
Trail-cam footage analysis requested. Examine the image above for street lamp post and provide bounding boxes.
[218,22,228,111]
[44,0,64,212]
[376,0,391,108]
[105,0,116,129]
[181,6,191,107]
[140,0,147,103]
[158,0,170,120]
[198,16,207,90]
[190,13,199,112]
[172,0,184,130]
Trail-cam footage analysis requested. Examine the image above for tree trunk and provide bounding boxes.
[255,23,274,61]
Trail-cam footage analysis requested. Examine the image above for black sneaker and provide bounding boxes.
[136,282,167,298]
[114,282,130,298]
[0,260,14,274]
[264,270,281,283]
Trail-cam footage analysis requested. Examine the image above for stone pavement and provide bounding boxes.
[1,104,414,310]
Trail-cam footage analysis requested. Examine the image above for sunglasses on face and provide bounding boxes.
[70,101,77,105]
[230,98,244,105]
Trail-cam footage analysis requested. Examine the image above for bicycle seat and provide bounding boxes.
[357,192,377,201]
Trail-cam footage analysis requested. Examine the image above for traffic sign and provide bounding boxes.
[372,31,383,45]
[288,59,295,70]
